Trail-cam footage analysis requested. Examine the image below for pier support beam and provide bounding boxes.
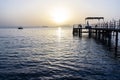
[88,28,92,38]
[95,30,98,39]
[101,30,104,43]
[79,28,82,37]
[98,30,101,40]
[115,31,118,56]
[108,31,112,49]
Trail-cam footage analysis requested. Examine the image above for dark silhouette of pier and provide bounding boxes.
[73,17,120,57]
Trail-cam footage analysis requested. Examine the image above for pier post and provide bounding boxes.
[102,30,104,43]
[73,27,75,35]
[78,24,82,37]
[89,28,92,38]
[104,30,107,44]
[80,28,82,37]
[108,31,112,49]
[95,29,98,39]
[98,30,101,40]
[73,28,78,36]
[115,31,118,56]
[79,28,82,37]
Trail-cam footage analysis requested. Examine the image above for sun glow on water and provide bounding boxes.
[57,27,62,42]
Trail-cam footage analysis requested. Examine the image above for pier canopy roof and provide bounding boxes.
[85,17,104,20]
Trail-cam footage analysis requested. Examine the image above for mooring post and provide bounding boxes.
[98,30,101,40]
[115,31,118,56]
[73,26,75,35]
[95,29,97,39]
[119,19,120,29]
[79,28,82,37]
[108,31,112,49]
[80,28,82,37]
[78,28,80,37]
[105,30,107,44]
[103,30,106,43]
[89,28,92,38]
[78,24,82,37]
[102,30,104,43]
[104,30,106,44]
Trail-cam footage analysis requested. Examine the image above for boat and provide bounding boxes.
[18,27,23,29]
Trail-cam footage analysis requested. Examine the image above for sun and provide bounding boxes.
[51,8,69,24]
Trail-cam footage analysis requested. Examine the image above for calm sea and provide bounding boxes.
[0,28,120,80]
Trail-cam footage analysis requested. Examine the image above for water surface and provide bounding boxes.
[0,28,120,80]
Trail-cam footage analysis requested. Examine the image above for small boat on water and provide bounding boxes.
[18,27,23,29]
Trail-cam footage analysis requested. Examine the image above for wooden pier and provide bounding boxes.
[73,17,120,57]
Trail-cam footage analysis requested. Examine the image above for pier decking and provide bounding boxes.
[73,18,120,57]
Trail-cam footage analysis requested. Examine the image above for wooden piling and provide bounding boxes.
[108,31,112,49]
[89,28,92,38]
[115,31,118,56]
[95,30,98,39]
[79,28,82,37]
[98,30,101,40]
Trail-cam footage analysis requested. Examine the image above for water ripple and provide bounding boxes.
[0,28,120,80]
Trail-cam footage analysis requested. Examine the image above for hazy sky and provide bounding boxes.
[0,0,120,26]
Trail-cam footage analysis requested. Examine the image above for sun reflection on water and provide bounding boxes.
[57,27,62,42]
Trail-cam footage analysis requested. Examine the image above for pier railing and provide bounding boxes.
[96,20,120,29]
[73,20,120,29]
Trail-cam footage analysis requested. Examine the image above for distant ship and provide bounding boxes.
[18,27,23,29]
